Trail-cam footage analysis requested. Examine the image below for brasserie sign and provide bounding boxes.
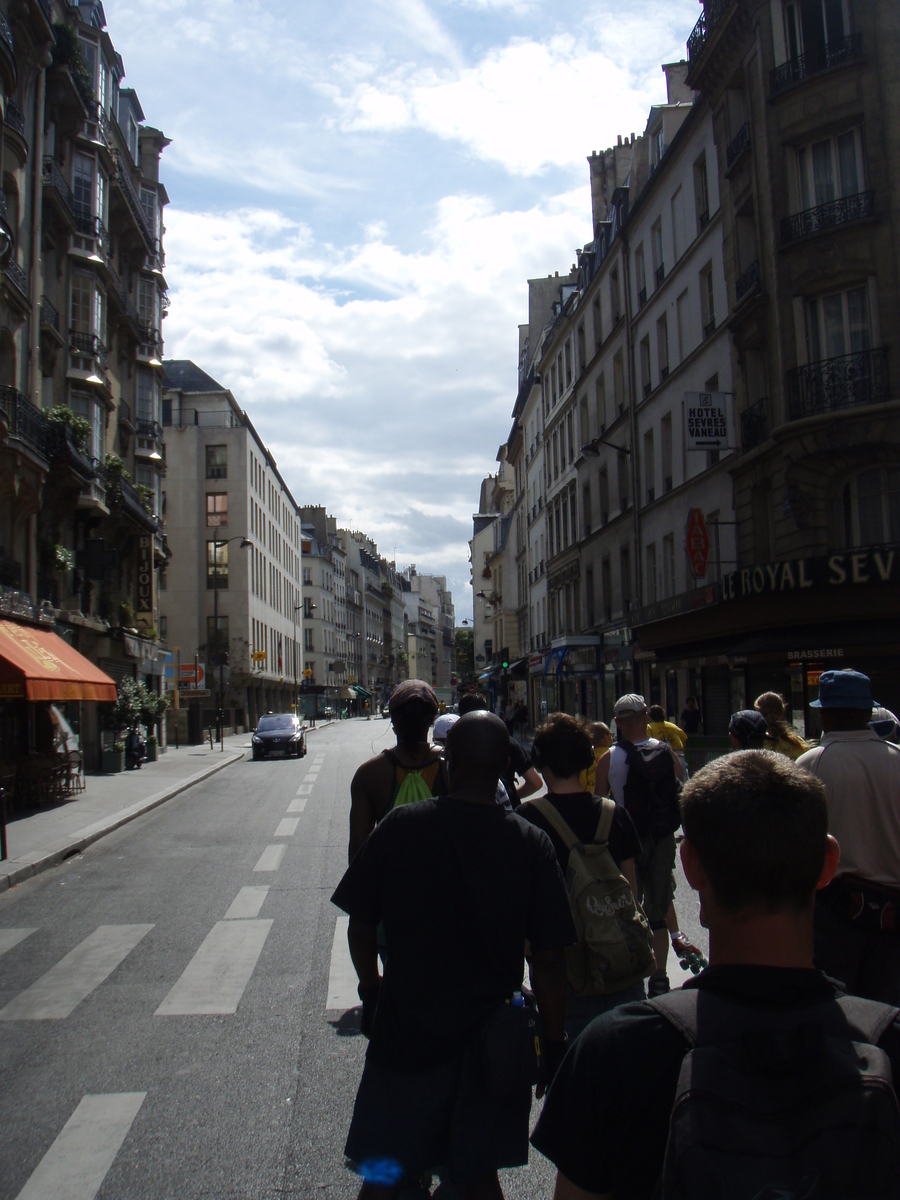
[721,546,900,602]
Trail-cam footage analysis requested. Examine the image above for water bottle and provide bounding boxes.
[511,990,525,1008]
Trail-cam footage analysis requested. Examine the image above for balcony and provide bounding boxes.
[136,418,163,441]
[734,258,760,304]
[787,348,890,422]
[42,157,78,228]
[40,295,60,335]
[5,100,25,143]
[69,330,108,370]
[3,258,29,304]
[687,0,733,66]
[770,33,862,95]
[106,263,142,333]
[47,422,94,481]
[741,397,767,452]
[107,476,159,533]
[781,191,874,245]
[73,211,108,259]
[111,150,155,252]
[0,386,47,459]
[725,123,749,173]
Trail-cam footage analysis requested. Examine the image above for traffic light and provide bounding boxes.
[501,647,509,670]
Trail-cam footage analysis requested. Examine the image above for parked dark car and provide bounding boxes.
[251,714,307,760]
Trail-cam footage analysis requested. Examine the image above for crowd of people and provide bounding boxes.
[332,670,900,1200]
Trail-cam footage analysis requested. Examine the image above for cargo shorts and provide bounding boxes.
[634,832,677,924]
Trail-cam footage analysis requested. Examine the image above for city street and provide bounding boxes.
[0,719,706,1200]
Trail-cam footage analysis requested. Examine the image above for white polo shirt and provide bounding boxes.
[798,730,900,888]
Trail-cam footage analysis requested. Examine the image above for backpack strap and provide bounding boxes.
[528,796,581,852]
[650,987,900,1049]
[594,795,616,846]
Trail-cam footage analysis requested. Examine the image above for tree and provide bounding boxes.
[455,627,475,686]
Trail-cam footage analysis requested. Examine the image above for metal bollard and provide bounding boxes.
[208,727,214,750]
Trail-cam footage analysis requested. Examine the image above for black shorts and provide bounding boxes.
[345,1048,532,1185]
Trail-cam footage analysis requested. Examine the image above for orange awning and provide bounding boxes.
[0,620,117,702]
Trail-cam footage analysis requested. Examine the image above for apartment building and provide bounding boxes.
[298,505,347,715]
[162,361,302,734]
[402,567,455,700]
[337,530,409,709]
[0,1,170,766]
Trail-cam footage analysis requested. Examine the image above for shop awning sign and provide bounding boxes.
[685,509,711,579]
[684,392,734,451]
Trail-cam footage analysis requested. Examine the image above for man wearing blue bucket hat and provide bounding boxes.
[798,669,900,1002]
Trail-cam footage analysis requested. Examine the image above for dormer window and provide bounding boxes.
[128,115,139,166]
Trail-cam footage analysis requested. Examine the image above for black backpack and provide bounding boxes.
[620,738,682,840]
[651,988,900,1200]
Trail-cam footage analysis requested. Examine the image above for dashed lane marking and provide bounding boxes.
[275,818,299,837]
[296,784,313,795]
[0,925,154,1021]
[223,886,269,920]
[253,844,286,872]
[14,1092,146,1200]
[325,915,360,1012]
[155,920,273,1016]
[286,796,308,813]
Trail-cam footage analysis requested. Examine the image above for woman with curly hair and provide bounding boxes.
[754,691,810,760]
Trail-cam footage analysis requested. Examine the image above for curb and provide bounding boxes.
[0,750,245,895]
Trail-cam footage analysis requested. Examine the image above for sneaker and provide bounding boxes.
[647,974,671,997]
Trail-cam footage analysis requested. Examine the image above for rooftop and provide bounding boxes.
[162,360,227,395]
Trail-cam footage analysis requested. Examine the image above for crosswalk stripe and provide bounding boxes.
[286,796,308,813]
[0,929,37,959]
[325,915,360,1012]
[0,925,154,1021]
[155,920,273,1015]
[253,844,286,872]
[14,1092,146,1200]
[296,784,313,795]
[274,818,299,837]
[223,886,269,920]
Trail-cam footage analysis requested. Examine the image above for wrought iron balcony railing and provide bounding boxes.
[687,0,733,64]
[781,190,874,244]
[42,157,77,221]
[166,408,242,429]
[5,100,25,140]
[136,418,163,441]
[69,330,108,368]
[4,259,28,300]
[788,347,890,421]
[112,151,155,251]
[0,386,47,458]
[735,258,760,302]
[40,295,60,333]
[741,397,767,452]
[726,123,749,171]
[770,33,863,94]
[119,399,132,426]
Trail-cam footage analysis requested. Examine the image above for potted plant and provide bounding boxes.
[145,732,158,762]
[102,740,125,773]
[119,599,136,629]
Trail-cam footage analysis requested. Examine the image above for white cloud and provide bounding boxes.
[335,34,657,175]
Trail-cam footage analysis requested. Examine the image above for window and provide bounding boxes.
[595,375,606,433]
[700,265,716,336]
[79,38,98,97]
[663,533,676,597]
[582,483,592,536]
[206,493,227,527]
[577,325,586,374]
[159,615,167,638]
[797,128,864,212]
[613,353,625,415]
[601,557,612,622]
[620,546,631,606]
[138,279,157,329]
[302,567,312,586]
[140,186,156,231]
[73,153,94,223]
[207,615,229,666]
[206,444,227,479]
[593,295,602,350]
[599,468,609,524]
[207,540,228,589]
[580,395,590,447]
[694,154,710,232]
[646,543,658,603]
[676,289,690,361]
[566,412,574,462]
[136,369,158,423]
[618,451,629,511]
[671,186,684,261]
[71,273,92,334]
[70,391,104,461]
[805,284,870,362]
[657,314,669,379]
[585,568,595,627]
[304,628,314,652]
[128,115,139,166]
[652,220,664,283]
[640,336,651,397]
[635,245,646,305]
[610,270,621,321]
[135,465,160,516]
[661,414,673,492]
[644,429,655,503]
[159,569,167,593]
[837,468,900,549]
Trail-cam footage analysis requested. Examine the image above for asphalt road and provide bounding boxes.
[0,719,706,1200]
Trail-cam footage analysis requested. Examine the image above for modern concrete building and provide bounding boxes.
[161,361,302,734]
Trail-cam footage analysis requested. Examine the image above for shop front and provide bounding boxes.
[528,652,548,726]
[633,544,900,739]
[0,617,117,805]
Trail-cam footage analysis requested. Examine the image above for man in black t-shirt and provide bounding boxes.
[332,711,575,1197]
[531,750,900,1200]
[459,692,541,806]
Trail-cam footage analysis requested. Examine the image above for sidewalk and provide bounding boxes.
[0,733,248,894]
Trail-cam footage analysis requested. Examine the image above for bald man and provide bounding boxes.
[332,712,575,1200]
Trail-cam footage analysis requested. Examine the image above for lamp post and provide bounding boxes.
[292,601,302,716]
[212,535,251,750]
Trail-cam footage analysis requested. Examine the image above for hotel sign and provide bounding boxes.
[721,546,900,602]
[684,392,734,451]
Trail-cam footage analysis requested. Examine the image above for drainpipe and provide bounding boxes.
[29,61,47,408]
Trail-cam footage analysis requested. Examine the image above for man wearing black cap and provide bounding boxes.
[728,709,768,751]
[798,669,900,1003]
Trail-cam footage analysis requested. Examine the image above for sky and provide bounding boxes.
[106,0,699,619]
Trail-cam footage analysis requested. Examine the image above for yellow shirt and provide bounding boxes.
[580,747,611,794]
[770,733,809,761]
[648,720,688,751]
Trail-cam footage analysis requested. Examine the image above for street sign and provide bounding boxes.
[303,668,314,678]
[163,658,206,692]
[685,508,711,579]
[251,650,267,662]
[684,391,734,451]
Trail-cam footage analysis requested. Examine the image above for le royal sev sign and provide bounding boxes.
[721,546,900,602]
[684,392,735,452]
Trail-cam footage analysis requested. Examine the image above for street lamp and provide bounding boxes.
[292,601,303,716]
[212,534,251,749]
[580,433,632,457]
